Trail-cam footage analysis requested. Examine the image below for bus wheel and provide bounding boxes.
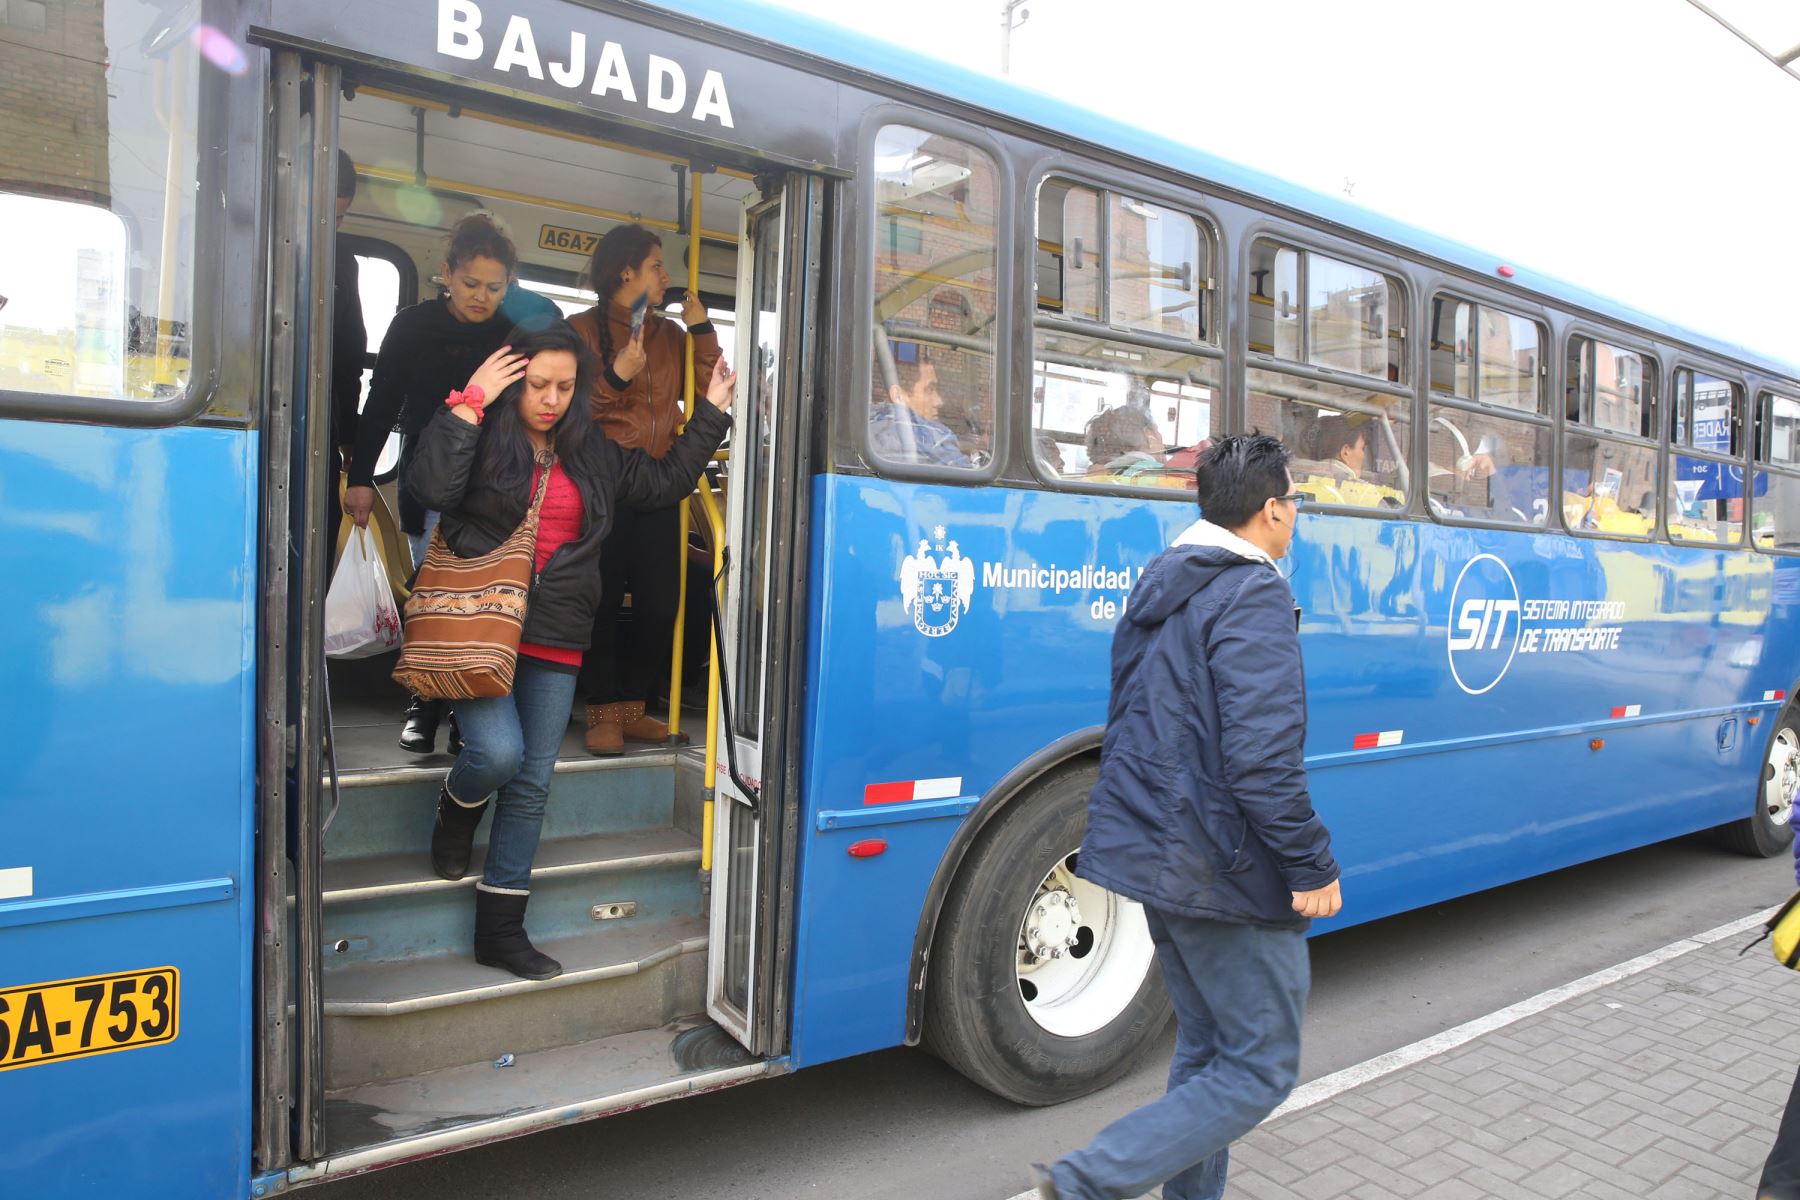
[924,762,1171,1106]
[1717,714,1800,857]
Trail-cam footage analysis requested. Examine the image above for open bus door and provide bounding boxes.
[708,174,821,1055]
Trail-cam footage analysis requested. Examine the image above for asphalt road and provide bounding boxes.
[316,831,1792,1200]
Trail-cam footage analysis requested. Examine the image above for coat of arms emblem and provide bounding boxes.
[900,525,976,638]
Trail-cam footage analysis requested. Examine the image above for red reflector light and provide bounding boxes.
[848,839,888,858]
[1497,264,1516,278]
[1589,739,1605,751]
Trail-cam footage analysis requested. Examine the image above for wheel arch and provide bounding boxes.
[902,726,1103,1045]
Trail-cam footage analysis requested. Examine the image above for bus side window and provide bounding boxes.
[869,126,998,472]
[1426,298,1550,527]
[1563,334,1659,538]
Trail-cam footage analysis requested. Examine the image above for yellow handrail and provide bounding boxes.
[665,164,718,871]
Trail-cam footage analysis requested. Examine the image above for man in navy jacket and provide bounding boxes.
[1037,434,1342,1200]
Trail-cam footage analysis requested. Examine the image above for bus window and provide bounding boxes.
[869,125,998,470]
[1754,391,1800,551]
[1425,298,1550,526]
[1108,195,1205,342]
[1030,178,1218,488]
[1030,333,1221,485]
[1247,240,1299,359]
[0,0,200,404]
[1250,240,1401,382]
[1036,180,1101,323]
[1563,334,1658,538]
[1668,369,1745,545]
[1248,367,1409,510]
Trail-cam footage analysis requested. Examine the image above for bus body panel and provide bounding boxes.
[788,474,1800,1067]
[0,423,256,1200]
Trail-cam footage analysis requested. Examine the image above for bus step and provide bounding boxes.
[322,914,707,1089]
[324,1017,767,1159]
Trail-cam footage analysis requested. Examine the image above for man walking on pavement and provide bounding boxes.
[1034,433,1343,1200]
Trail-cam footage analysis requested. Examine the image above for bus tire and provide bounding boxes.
[923,761,1171,1106]
[1716,712,1800,858]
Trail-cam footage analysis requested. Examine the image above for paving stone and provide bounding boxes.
[1224,934,1797,1200]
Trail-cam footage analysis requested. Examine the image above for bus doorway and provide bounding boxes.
[262,59,816,1176]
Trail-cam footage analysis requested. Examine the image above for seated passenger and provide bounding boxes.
[870,355,970,467]
[1312,415,1369,482]
[1083,405,1168,482]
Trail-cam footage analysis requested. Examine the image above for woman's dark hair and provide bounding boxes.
[585,223,663,370]
[337,150,358,202]
[1195,434,1292,529]
[474,320,598,498]
[446,212,519,275]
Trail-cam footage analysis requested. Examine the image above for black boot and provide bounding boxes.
[474,889,562,980]
[446,710,463,757]
[430,787,487,881]
[399,694,442,754]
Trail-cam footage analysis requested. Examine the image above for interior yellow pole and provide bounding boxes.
[668,166,705,740]
[698,484,725,875]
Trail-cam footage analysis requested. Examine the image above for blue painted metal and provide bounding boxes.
[0,422,258,1198]
[0,877,237,930]
[816,796,978,832]
[786,475,1800,1068]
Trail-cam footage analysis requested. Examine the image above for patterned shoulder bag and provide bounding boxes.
[391,451,555,700]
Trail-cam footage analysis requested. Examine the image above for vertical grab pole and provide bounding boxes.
[669,164,705,737]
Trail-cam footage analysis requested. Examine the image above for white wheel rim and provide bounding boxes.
[1767,727,1799,827]
[1015,851,1155,1038]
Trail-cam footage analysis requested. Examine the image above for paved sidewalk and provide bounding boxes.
[1013,910,1800,1200]
[1231,913,1795,1199]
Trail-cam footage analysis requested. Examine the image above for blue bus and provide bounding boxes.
[4,0,1798,1193]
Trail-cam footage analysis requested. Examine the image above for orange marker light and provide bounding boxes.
[1590,738,1605,751]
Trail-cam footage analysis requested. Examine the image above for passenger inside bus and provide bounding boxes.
[869,349,971,467]
[567,224,722,756]
[1082,404,1166,482]
[343,212,558,755]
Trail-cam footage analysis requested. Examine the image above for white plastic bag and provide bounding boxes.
[325,526,404,658]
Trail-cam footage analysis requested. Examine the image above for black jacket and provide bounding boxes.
[404,401,731,649]
[1076,518,1338,929]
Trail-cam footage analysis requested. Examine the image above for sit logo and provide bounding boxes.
[1446,553,1522,696]
[900,526,977,638]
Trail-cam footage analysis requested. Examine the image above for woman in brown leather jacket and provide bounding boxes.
[567,224,722,754]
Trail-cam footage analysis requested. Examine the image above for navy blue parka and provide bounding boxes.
[1076,519,1339,929]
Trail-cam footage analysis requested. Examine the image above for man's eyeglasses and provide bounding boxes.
[1273,492,1307,508]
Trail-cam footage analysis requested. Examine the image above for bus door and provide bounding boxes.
[708,174,822,1054]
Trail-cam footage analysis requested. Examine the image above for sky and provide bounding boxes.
[768,0,1800,366]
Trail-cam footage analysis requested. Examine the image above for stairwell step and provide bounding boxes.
[324,826,700,903]
[323,914,707,1017]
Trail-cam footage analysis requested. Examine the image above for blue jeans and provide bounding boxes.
[1053,909,1310,1200]
[406,508,441,574]
[445,657,575,892]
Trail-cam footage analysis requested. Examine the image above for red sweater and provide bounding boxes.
[519,463,584,668]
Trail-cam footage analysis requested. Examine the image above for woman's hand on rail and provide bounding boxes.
[706,359,736,413]
[681,292,709,328]
[463,346,529,412]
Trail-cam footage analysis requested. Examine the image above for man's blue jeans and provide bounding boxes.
[445,657,575,893]
[1052,909,1311,1200]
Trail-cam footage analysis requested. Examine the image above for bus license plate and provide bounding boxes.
[0,968,179,1072]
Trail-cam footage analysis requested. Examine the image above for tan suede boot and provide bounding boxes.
[621,702,692,744]
[584,702,630,756]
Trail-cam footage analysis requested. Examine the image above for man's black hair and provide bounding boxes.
[1196,433,1292,529]
[337,149,358,202]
